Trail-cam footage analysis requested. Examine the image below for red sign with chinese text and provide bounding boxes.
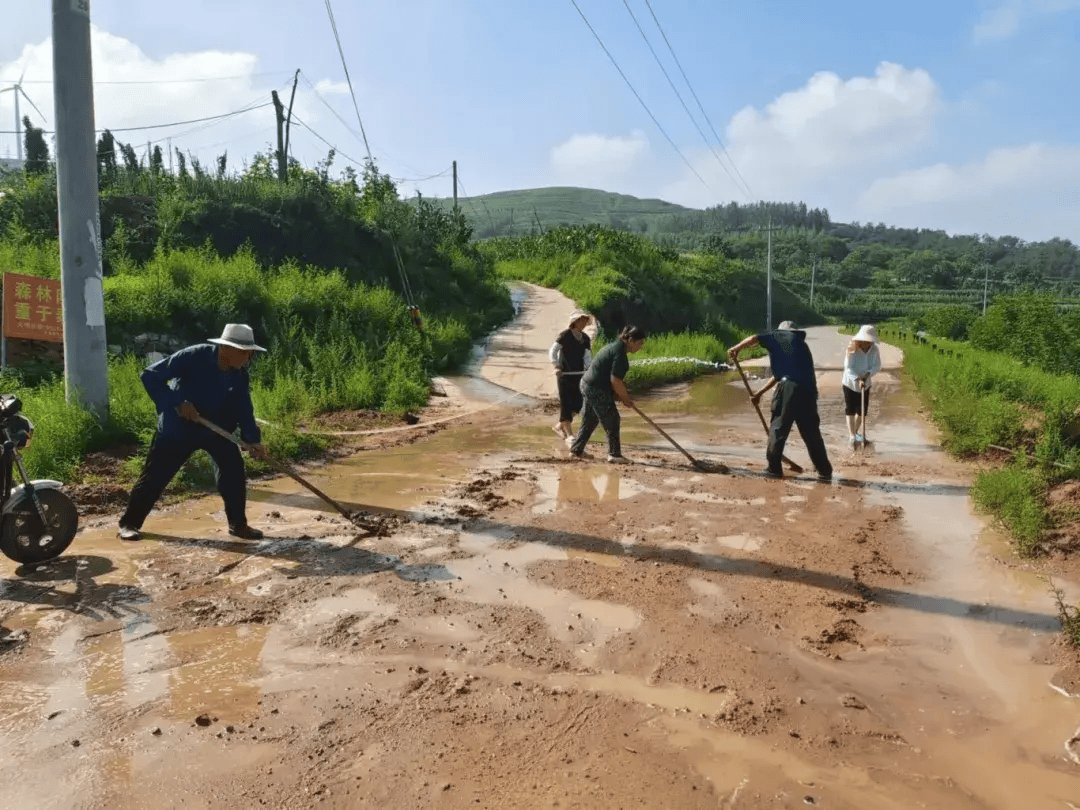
[3,272,63,343]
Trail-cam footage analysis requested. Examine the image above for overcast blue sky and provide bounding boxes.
[3,0,1079,242]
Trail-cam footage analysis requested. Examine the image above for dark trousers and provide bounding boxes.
[121,430,248,529]
[766,380,832,477]
[842,384,870,416]
[557,375,584,422]
[570,390,621,457]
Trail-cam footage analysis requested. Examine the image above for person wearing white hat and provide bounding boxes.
[842,324,882,447]
[549,311,593,442]
[118,324,270,542]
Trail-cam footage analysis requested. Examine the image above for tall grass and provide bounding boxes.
[891,327,1080,556]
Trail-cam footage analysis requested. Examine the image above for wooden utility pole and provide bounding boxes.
[810,260,817,308]
[283,69,300,164]
[271,90,286,181]
[766,216,773,331]
[982,260,990,314]
[52,0,109,418]
[452,160,458,211]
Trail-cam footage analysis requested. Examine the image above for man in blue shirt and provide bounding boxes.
[118,324,270,541]
[728,320,832,482]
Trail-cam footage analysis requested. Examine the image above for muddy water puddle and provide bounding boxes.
[3,362,1080,806]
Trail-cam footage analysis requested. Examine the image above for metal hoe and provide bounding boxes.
[629,402,727,473]
[194,416,382,535]
[731,357,803,473]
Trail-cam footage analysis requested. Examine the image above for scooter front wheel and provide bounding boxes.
[1,489,79,564]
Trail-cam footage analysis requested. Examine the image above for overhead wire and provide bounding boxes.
[454,174,497,234]
[0,103,271,136]
[642,0,753,199]
[569,0,712,193]
[621,0,752,201]
[322,0,373,163]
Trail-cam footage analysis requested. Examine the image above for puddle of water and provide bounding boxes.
[530,467,652,515]
[161,624,268,723]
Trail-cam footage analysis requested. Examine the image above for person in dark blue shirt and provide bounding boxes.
[118,324,270,541]
[728,320,832,481]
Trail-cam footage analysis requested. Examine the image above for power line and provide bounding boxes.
[0,103,271,136]
[290,113,367,167]
[620,0,752,201]
[323,0,373,162]
[298,71,366,146]
[454,174,496,233]
[569,0,712,193]
[643,0,753,200]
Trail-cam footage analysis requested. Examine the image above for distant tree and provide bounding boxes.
[216,151,227,178]
[189,154,206,179]
[22,116,49,174]
[96,129,117,183]
[150,145,164,175]
[175,149,188,178]
[119,141,140,174]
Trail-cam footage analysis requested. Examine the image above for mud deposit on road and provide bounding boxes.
[3,331,1080,807]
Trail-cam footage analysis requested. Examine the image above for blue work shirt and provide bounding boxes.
[757,329,818,395]
[141,343,261,444]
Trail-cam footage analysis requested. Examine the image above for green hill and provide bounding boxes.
[427,187,697,238]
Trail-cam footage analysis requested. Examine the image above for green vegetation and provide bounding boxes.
[483,224,820,339]
[1,147,512,482]
[887,324,1080,557]
[590,331,729,390]
[445,189,1080,326]
[428,186,693,239]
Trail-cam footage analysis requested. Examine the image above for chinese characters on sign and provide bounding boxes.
[3,272,63,343]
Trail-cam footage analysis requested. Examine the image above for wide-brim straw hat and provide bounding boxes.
[853,324,879,343]
[568,310,591,328]
[777,320,799,330]
[208,323,266,352]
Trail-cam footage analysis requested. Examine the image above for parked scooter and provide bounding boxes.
[0,395,78,564]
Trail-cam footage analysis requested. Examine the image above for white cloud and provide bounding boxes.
[314,79,350,96]
[974,0,1080,42]
[663,62,940,207]
[549,131,649,189]
[973,4,1023,41]
[858,144,1080,241]
[0,28,349,171]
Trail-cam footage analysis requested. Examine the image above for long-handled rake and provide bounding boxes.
[731,357,803,473]
[629,403,728,473]
[194,415,383,537]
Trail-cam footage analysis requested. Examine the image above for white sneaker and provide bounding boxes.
[848,436,858,448]
[855,433,864,445]
[606,454,630,464]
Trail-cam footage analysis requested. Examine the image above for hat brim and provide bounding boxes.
[209,338,266,352]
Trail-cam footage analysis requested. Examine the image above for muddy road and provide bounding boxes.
[2,285,1079,808]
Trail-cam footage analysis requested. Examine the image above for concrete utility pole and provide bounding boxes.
[52,0,109,418]
[271,90,286,181]
[452,160,458,211]
[810,260,817,309]
[983,260,990,315]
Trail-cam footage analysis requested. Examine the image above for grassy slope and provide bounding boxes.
[428,187,697,236]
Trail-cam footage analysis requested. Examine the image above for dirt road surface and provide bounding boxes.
[2,286,1079,809]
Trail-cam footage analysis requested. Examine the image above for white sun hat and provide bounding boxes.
[853,324,879,343]
[208,323,266,352]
